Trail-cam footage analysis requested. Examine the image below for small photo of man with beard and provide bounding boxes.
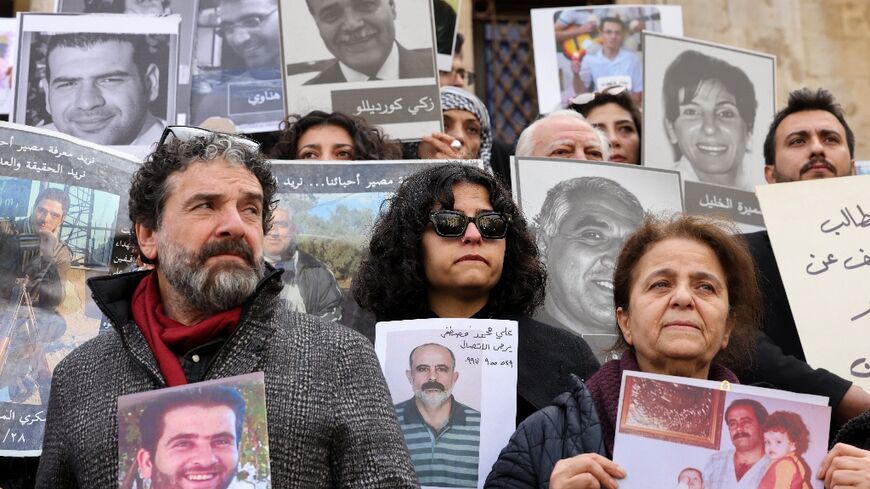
[394,342,480,488]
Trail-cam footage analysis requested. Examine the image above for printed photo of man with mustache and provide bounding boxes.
[704,399,771,489]
[303,0,434,85]
[394,342,480,488]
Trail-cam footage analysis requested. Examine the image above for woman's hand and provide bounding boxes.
[550,453,626,489]
[418,132,470,160]
[818,443,870,488]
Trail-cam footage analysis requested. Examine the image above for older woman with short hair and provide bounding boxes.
[485,214,761,488]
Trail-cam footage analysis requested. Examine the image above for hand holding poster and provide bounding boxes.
[613,371,831,489]
[756,175,870,390]
[375,318,518,489]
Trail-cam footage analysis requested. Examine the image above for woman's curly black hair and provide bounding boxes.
[352,164,546,320]
[270,110,402,160]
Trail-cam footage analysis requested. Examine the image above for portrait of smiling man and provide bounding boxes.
[303,0,435,85]
[39,32,165,146]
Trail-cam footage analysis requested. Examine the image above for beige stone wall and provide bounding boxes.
[639,0,870,159]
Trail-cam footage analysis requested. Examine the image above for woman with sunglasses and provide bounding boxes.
[571,86,642,165]
[350,163,600,423]
[270,110,402,161]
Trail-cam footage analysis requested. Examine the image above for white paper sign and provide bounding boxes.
[375,318,518,489]
[756,175,870,390]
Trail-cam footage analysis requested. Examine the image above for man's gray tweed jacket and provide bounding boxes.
[35,268,419,488]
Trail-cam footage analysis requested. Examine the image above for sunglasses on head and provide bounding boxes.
[570,85,628,106]
[428,210,511,239]
[158,125,261,152]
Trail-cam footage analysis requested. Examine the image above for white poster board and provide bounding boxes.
[756,175,870,389]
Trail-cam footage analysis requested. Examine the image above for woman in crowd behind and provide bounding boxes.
[485,214,761,488]
[351,163,599,422]
[270,110,402,160]
[571,86,642,165]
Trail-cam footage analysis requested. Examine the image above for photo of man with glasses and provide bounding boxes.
[215,0,280,71]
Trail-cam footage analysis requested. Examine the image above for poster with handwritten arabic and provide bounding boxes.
[0,122,139,456]
[614,370,830,489]
[511,157,683,362]
[375,318,518,489]
[279,0,442,141]
[756,175,870,391]
[684,181,765,232]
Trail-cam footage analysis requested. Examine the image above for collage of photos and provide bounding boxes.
[614,371,831,489]
[375,318,518,489]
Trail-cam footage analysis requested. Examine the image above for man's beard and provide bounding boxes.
[149,462,238,489]
[414,380,452,409]
[158,236,264,317]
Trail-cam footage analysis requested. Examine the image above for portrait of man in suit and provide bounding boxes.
[303,0,434,85]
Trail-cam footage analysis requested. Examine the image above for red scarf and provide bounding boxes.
[131,273,241,386]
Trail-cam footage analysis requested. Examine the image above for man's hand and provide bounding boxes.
[550,453,626,489]
[37,230,59,259]
[418,132,471,160]
[818,443,870,488]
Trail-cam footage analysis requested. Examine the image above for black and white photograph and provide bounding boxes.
[189,0,283,133]
[375,318,517,489]
[0,121,139,455]
[613,371,831,489]
[117,372,271,489]
[511,157,683,361]
[0,18,16,115]
[433,0,461,72]
[642,32,775,192]
[56,0,198,126]
[280,0,442,140]
[530,4,683,112]
[11,13,180,148]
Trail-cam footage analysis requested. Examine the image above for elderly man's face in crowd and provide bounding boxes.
[308,0,397,75]
[531,117,605,161]
[138,405,240,489]
[407,344,458,408]
[218,0,281,70]
[43,40,156,145]
[726,405,764,453]
[31,198,65,234]
[765,109,855,183]
[668,79,750,179]
[263,207,296,258]
[545,192,641,334]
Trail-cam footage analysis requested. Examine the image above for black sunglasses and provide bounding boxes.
[428,210,511,239]
[158,125,261,152]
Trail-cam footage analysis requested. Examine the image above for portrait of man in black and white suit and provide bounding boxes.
[303,0,435,85]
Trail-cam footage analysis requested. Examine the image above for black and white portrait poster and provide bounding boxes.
[375,318,518,489]
[117,372,271,489]
[269,159,480,328]
[280,0,442,141]
[56,0,198,127]
[614,371,830,489]
[530,4,683,113]
[434,0,461,72]
[189,0,283,133]
[642,32,775,192]
[0,122,139,455]
[756,176,870,392]
[511,157,683,361]
[0,18,17,115]
[11,13,180,150]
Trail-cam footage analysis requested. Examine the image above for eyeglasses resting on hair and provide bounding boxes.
[428,210,511,239]
[570,84,628,106]
[158,125,261,152]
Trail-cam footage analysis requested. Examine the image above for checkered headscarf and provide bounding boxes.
[440,86,493,171]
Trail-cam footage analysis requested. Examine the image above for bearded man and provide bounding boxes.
[35,127,417,488]
[394,342,480,487]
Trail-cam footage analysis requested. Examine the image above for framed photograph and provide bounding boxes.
[375,318,517,489]
[56,0,198,125]
[614,371,831,489]
[11,13,180,148]
[511,157,682,361]
[280,0,442,140]
[117,372,270,489]
[0,121,139,456]
[530,4,683,113]
[0,18,17,115]
[642,32,776,192]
